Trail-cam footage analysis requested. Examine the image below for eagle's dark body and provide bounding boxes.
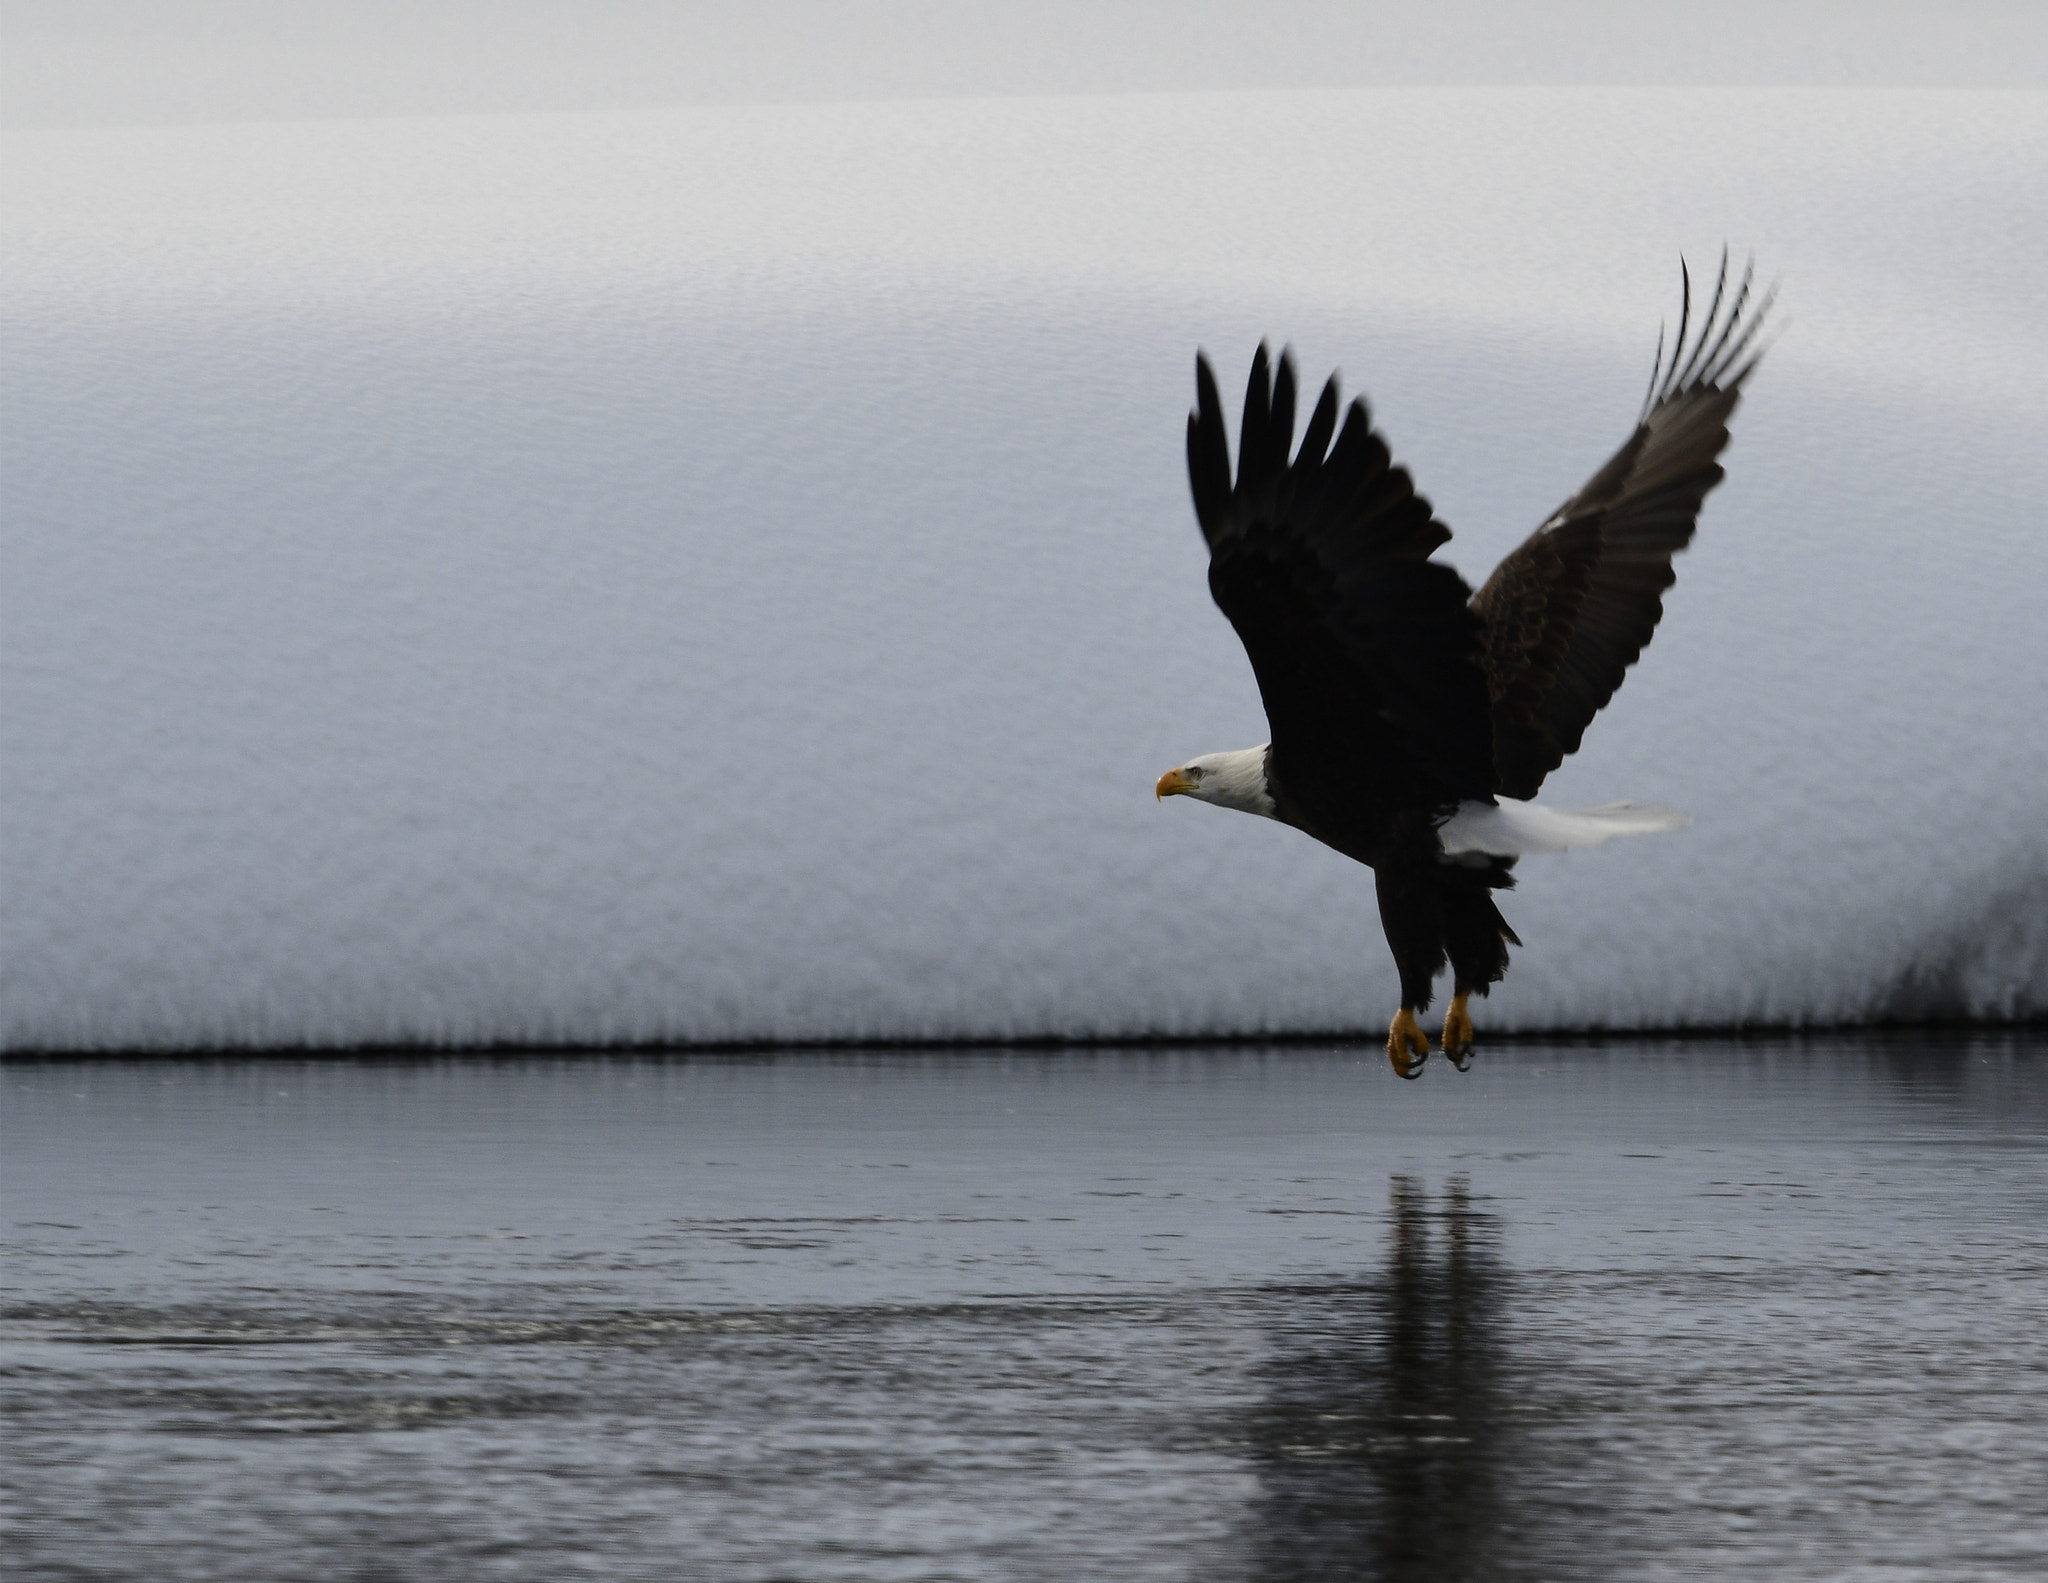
[1177,260,1767,1070]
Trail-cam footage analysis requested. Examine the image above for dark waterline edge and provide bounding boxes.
[4,1014,2042,1063]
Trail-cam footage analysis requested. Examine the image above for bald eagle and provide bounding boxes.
[1156,258,1769,1077]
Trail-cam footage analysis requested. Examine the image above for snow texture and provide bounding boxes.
[4,89,2045,1049]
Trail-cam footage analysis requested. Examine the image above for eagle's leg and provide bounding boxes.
[1375,863,1444,1080]
[1442,993,1475,1071]
[1440,860,1519,1075]
[1387,1008,1432,1079]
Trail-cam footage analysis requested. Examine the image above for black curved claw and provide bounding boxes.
[1395,1050,1429,1081]
[1447,1048,1473,1073]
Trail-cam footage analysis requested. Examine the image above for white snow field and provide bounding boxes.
[4,89,2045,1049]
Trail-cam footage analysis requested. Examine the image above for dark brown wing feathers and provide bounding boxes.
[1473,255,1770,798]
[1185,261,1765,819]
[1189,345,1494,809]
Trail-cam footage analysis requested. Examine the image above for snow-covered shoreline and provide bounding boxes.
[6,89,2044,1048]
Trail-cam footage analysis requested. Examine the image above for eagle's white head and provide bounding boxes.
[1154,745,1277,819]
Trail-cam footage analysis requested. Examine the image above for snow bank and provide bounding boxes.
[4,89,2044,1048]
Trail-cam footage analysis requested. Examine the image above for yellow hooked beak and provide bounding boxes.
[1155,768,1198,801]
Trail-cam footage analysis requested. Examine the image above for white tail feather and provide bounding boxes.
[1437,798,1691,857]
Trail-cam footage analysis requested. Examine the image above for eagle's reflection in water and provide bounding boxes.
[1244,1175,1536,1583]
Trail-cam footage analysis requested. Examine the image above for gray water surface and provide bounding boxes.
[5,1035,2044,1580]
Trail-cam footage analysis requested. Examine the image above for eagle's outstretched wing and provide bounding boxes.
[1189,346,1494,812]
[1472,255,1771,800]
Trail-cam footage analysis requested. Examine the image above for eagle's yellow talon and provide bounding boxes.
[1443,993,1475,1071]
[1387,1008,1432,1079]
